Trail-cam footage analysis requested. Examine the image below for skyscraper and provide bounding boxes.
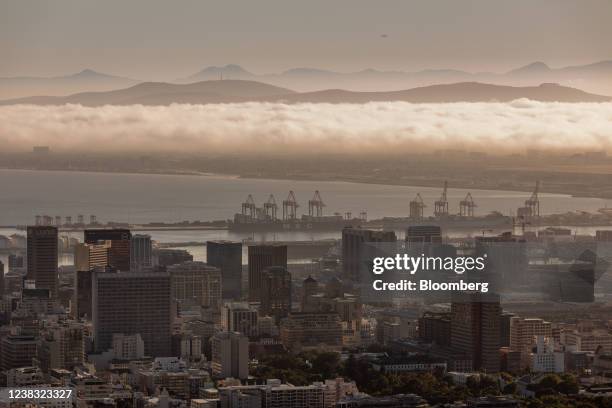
[92,272,172,357]
[207,240,242,300]
[37,321,84,372]
[0,260,4,296]
[301,275,319,312]
[260,266,292,324]
[167,261,222,310]
[84,229,131,272]
[451,292,501,373]
[74,241,112,271]
[130,234,152,272]
[248,245,287,302]
[26,226,58,297]
[73,241,114,320]
[222,302,259,338]
[210,331,249,380]
[73,270,94,319]
[342,227,396,283]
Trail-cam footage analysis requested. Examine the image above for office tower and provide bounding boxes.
[131,234,152,271]
[26,226,58,297]
[475,233,527,291]
[500,312,516,348]
[92,272,172,357]
[207,240,242,300]
[210,331,249,380]
[222,302,259,338]
[342,228,396,283]
[301,275,319,312]
[8,254,24,270]
[280,312,343,353]
[509,317,553,369]
[0,260,4,295]
[37,321,84,372]
[418,312,452,347]
[74,241,111,271]
[167,261,222,309]
[248,245,287,302]
[73,270,94,319]
[1,335,38,371]
[260,266,292,324]
[406,225,442,244]
[451,292,501,373]
[155,248,194,270]
[73,241,113,320]
[84,229,131,272]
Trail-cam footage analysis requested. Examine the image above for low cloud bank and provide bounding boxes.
[1,100,611,155]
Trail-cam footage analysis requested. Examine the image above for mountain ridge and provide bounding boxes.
[1,80,608,106]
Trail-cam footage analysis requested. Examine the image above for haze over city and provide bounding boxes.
[3,3,612,407]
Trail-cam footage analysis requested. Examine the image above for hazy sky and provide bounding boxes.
[2,0,612,80]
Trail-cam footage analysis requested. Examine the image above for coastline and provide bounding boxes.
[0,165,597,200]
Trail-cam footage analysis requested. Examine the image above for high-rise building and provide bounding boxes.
[155,248,193,270]
[301,275,319,312]
[500,312,516,348]
[131,234,152,272]
[418,312,451,347]
[1,335,38,371]
[73,270,94,319]
[260,266,292,324]
[167,262,222,310]
[0,260,4,295]
[8,254,25,270]
[36,321,84,372]
[74,241,112,271]
[92,272,172,357]
[248,245,287,302]
[27,226,58,297]
[222,302,259,338]
[510,317,552,354]
[210,331,249,380]
[451,292,501,373]
[207,241,242,300]
[84,229,131,272]
[73,241,114,320]
[342,228,396,283]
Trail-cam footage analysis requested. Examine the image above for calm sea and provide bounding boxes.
[2,168,612,265]
[2,168,611,226]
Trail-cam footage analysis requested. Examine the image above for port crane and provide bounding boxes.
[524,181,540,217]
[409,193,426,219]
[282,191,299,220]
[434,181,449,217]
[241,194,257,219]
[459,193,476,217]
[264,194,278,220]
[308,190,326,217]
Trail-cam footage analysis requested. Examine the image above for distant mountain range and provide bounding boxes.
[0,69,139,99]
[176,61,612,96]
[2,80,608,106]
[3,60,612,100]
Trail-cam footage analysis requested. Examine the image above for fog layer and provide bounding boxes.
[1,100,611,155]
